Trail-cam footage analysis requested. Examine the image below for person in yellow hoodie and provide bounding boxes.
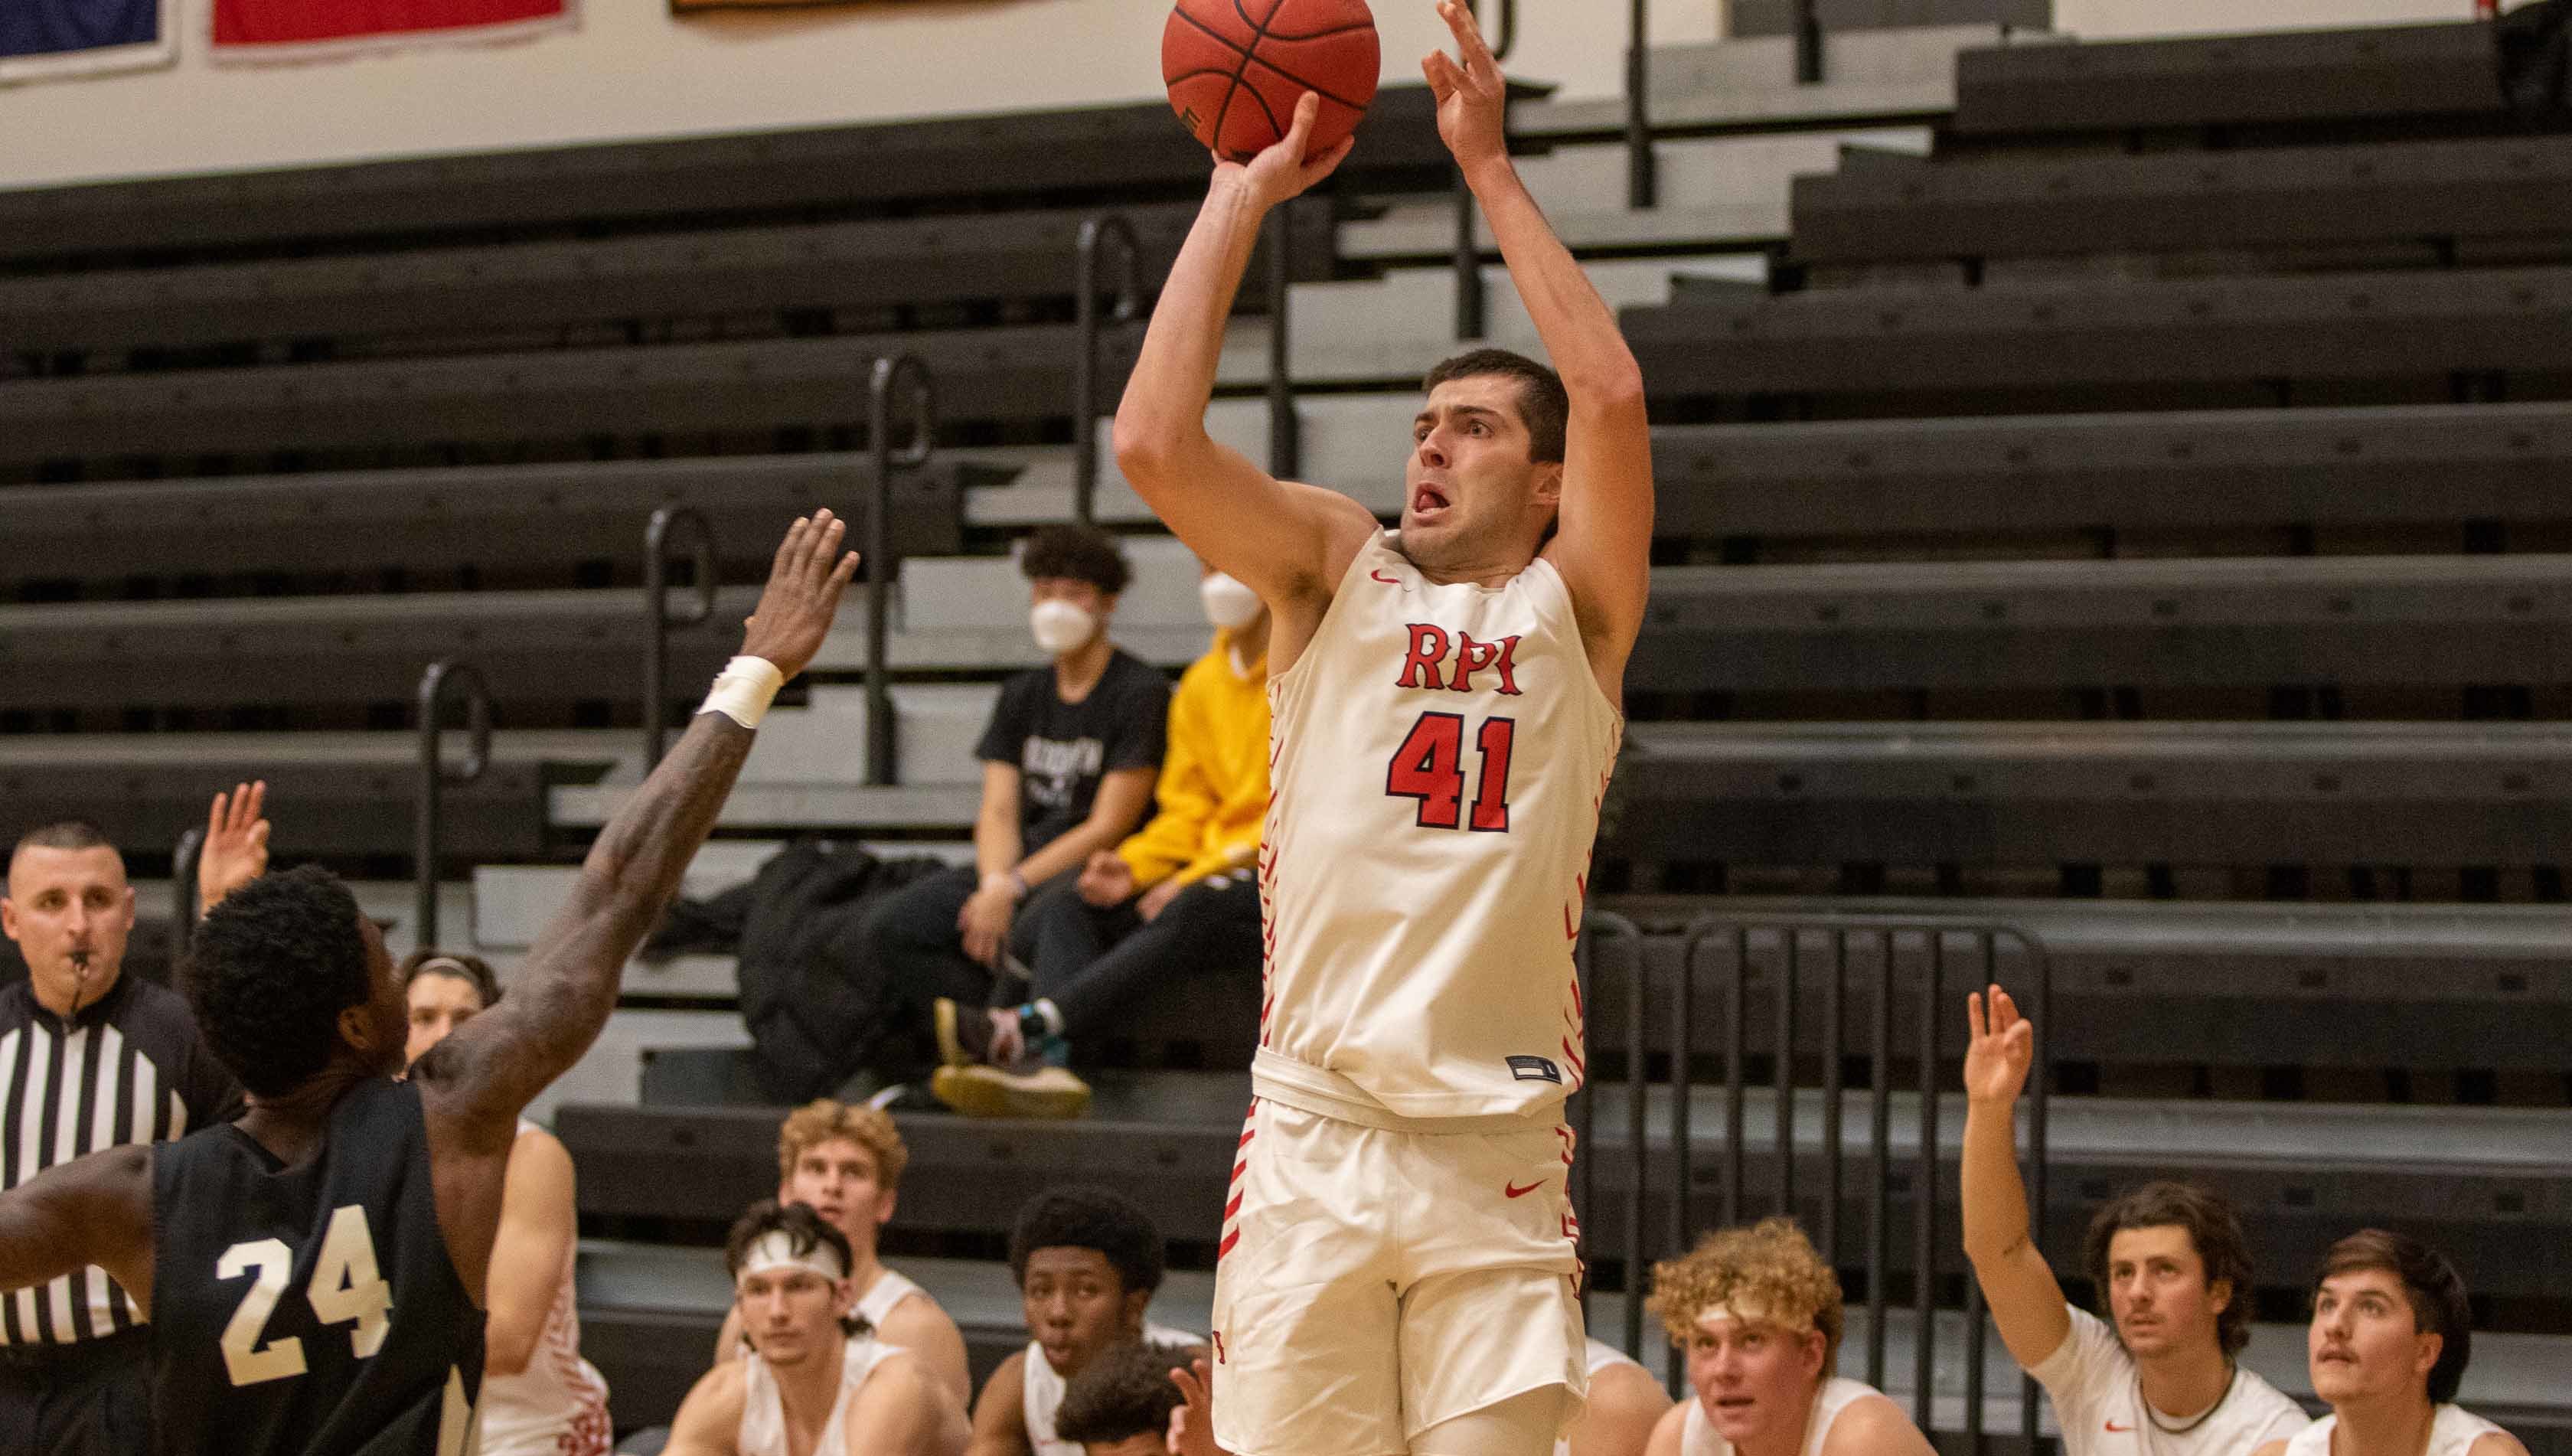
[932,560,1271,1118]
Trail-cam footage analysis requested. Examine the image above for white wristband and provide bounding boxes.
[697,656,785,730]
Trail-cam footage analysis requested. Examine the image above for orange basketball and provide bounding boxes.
[1163,0,1379,164]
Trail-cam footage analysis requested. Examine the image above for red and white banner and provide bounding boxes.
[211,0,573,62]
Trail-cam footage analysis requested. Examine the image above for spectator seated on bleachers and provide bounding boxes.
[933,560,1270,1119]
[2254,1232,2532,1456]
[1641,1219,1932,1456]
[854,524,1167,1109]
[401,948,614,1456]
[663,1202,968,1456]
[968,1187,1197,1456]
[1049,1339,1200,1456]
[710,1100,971,1406]
[1962,988,2311,1456]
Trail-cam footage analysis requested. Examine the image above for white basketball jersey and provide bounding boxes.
[1020,1325,1203,1456]
[1259,530,1622,1120]
[854,1267,925,1334]
[2285,1407,2508,1456]
[736,1335,902,1456]
[1680,1376,1877,1456]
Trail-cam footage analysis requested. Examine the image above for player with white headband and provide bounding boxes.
[1641,1220,1933,1456]
[662,1202,967,1456]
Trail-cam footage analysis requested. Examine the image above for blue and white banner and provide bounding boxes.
[0,0,175,84]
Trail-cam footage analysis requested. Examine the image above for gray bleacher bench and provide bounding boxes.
[1627,554,2572,694]
[0,86,1454,266]
[556,1080,2571,1298]
[1650,401,2572,541]
[0,730,621,860]
[1790,133,2572,269]
[0,454,985,591]
[1590,896,2572,1073]
[0,202,1332,358]
[0,325,1140,468]
[1950,21,2508,138]
[1620,263,2572,406]
[1607,720,2572,867]
[1513,24,2018,141]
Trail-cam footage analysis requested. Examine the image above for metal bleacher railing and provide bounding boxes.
[1572,910,2051,1449]
[414,658,493,953]
[867,354,937,787]
[643,505,718,771]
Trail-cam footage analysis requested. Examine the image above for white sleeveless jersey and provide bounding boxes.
[736,1335,902,1456]
[478,1120,613,1456]
[2286,1406,2509,1456]
[854,1267,925,1335]
[1020,1325,1201,1456]
[1680,1376,1878,1456]
[1259,530,1622,1120]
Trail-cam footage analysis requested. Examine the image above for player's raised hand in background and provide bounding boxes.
[1216,91,1354,212]
[738,509,861,679]
[1963,984,2035,1105]
[197,779,270,916]
[1423,0,1508,171]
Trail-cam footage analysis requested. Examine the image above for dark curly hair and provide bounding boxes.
[184,864,372,1098]
[1423,348,1569,465]
[1053,1338,1197,1445]
[724,1200,869,1340]
[2316,1229,2475,1405]
[1020,524,1131,596]
[2083,1180,2256,1356]
[1008,1185,1164,1297]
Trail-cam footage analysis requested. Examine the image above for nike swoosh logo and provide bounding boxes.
[2105,1422,2134,1433]
[1370,570,1401,586]
[1504,1180,1544,1199]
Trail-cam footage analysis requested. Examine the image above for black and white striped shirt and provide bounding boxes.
[0,971,240,1347]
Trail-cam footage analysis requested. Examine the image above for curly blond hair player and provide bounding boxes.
[1640,1219,1931,1456]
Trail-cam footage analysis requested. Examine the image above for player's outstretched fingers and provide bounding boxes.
[1436,0,1499,76]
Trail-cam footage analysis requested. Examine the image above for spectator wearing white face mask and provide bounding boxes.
[932,559,1271,1118]
[854,524,1168,1108]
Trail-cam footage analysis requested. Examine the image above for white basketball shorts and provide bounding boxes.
[1208,1095,1589,1456]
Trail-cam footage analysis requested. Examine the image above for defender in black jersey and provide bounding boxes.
[0,512,860,1456]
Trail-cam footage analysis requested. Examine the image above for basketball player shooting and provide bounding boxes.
[1112,5,1653,1454]
[0,513,857,1456]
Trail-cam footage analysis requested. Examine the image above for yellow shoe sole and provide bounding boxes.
[929,1063,1092,1120]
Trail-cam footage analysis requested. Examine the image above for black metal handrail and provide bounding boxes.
[866,354,935,788]
[1265,208,1300,478]
[1627,0,1658,209]
[642,504,717,769]
[1797,0,1826,85]
[1451,0,1519,340]
[171,827,204,959]
[1072,215,1144,525]
[415,659,493,955]
[1587,912,2048,1449]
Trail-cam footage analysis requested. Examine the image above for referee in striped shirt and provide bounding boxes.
[1,813,243,1453]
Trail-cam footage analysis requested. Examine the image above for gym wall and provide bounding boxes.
[0,0,2480,192]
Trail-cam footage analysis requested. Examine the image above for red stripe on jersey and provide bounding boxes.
[1225,1190,1244,1220]
[1561,1037,1586,1079]
[1219,1228,1242,1259]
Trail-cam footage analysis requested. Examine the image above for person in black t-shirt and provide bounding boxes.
[853,525,1167,1113]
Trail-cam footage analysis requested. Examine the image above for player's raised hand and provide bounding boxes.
[738,511,860,681]
[1423,0,1508,171]
[1219,92,1355,211]
[1168,1356,1229,1456]
[1962,984,2035,1105]
[197,780,270,916]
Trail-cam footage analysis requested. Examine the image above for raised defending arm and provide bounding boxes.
[1111,96,1376,607]
[1960,985,2074,1370]
[418,512,858,1134]
[1426,0,1653,680]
